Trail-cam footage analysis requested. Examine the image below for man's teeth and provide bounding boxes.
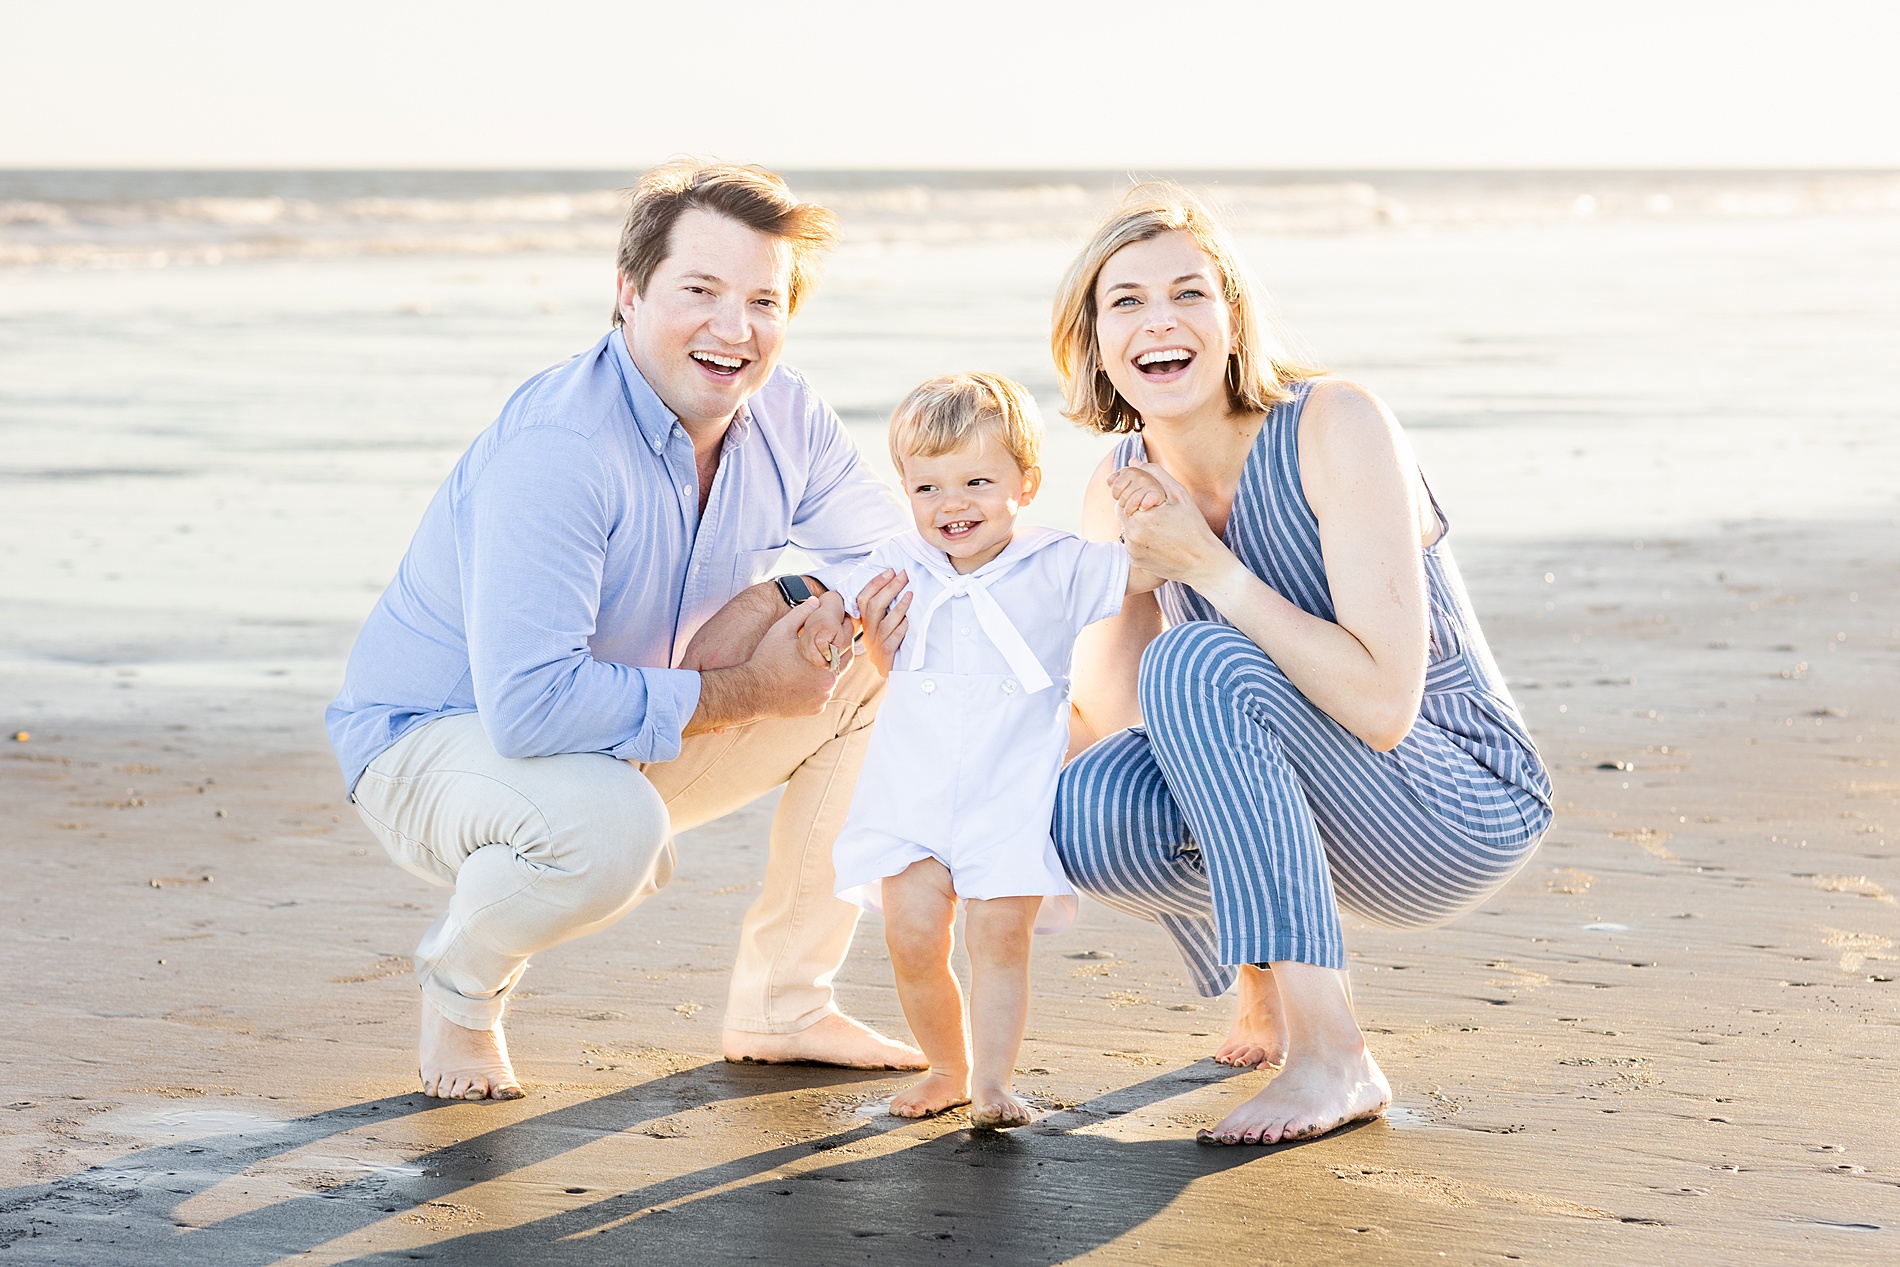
[691,352,744,369]
[1136,349,1193,367]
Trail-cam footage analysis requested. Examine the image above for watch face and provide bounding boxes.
[776,575,814,607]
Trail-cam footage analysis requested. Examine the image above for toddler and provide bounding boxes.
[807,373,1161,1127]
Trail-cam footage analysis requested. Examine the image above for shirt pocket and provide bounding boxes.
[731,545,789,591]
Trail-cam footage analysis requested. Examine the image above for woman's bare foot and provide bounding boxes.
[1197,1044,1390,1145]
[889,1070,971,1119]
[419,1000,524,1101]
[1214,964,1288,1069]
[968,1086,1033,1130]
[723,1012,927,1069]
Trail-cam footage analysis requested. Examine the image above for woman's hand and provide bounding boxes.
[854,568,912,677]
[1111,461,1241,591]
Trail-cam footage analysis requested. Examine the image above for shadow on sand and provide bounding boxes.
[0,1060,1350,1265]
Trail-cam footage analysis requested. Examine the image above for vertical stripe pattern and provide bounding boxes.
[1053,382,1552,994]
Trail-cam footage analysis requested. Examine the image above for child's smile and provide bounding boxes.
[899,439,1043,575]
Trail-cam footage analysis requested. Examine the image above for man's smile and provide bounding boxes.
[690,350,749,378]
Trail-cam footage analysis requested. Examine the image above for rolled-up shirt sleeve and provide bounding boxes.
[457,427,700,762]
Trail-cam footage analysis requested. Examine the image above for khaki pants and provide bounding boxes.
[351,658,884,1033]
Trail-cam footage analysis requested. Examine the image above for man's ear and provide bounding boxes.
[615,273,641,325]
[1018,463,1044,508]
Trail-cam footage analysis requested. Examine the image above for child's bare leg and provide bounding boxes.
[881,859,971,1118]
[964,896,1041,1129]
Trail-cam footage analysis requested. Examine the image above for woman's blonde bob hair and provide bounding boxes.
[1051,182,1321,435]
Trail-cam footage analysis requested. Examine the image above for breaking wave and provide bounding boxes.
[4,169,1897,269]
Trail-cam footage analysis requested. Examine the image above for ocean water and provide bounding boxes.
[1,170,1897,737]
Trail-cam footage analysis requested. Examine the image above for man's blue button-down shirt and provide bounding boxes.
[325,329,908,792]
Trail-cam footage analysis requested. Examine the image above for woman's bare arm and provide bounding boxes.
[1116,382,1430,751]
[1069,451,1164,757]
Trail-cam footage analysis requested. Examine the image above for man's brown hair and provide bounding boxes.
[612,159,839,325]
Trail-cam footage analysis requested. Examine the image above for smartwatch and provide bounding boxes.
[773,574,817,608]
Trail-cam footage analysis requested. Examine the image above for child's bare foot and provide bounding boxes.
[419,999,524,1101]
[1197,1045,1390,1145]
[889,1070,971,1119]
[1214,964,1288,1069]
[968,1086,1033,1130]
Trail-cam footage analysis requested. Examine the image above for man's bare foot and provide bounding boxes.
[419,999,523,1101]
[968,1085,1033,1130]
[889,1070,972,1119]
[1197,1045,1390,1145]
[1214,964,1288,1069]
[722,1011,928,1070]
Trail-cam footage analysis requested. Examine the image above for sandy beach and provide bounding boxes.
[2,514,1894,1264]
[2,170,1897,1263]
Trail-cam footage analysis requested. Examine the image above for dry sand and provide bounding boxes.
[1,517,1895,1265]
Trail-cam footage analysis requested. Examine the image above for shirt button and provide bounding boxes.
[1002,678,1018,694]
[959,626,970,636]
[679,483,692,498]
[921,679,936,694]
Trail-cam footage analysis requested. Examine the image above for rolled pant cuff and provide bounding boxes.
[422,981,509,1031]
[721,1001,838,1036]
[1220,933,1346,973]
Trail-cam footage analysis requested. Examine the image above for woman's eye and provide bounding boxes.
[1111,295,1140,308]
[1177,288,1205,300]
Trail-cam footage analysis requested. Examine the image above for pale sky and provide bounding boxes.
[3,0,1897,170]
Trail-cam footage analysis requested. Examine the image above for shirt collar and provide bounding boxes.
[896,524,1064,583]
[606,328,755,451]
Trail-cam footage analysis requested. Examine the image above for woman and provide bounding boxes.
[1052,185,1552,1145]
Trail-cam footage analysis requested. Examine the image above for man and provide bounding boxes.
[326,161,923,1100]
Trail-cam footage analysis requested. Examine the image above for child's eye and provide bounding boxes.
[967,478,991,487]
[913,484,937,494]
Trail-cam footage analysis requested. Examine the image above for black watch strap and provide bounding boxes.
[773,574,817,608]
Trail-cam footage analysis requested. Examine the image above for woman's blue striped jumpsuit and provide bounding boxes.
[1053,381,1553,995]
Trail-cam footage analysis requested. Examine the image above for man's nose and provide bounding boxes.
[705,295,751,345]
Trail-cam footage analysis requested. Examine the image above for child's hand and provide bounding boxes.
[1109,462,1168,516]
[854,568,912,677]
[795,591,852,673]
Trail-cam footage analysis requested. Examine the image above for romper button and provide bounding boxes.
[921,679,936,694]
[1002,678,1017,694]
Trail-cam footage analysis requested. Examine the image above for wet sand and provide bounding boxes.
[1,517,1895,1265]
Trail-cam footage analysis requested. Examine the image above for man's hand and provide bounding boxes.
[678,582,783,672]
[855,568,912,677]
[685,598,847,736]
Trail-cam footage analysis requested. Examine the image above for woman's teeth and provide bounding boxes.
[1136,349,1193,375]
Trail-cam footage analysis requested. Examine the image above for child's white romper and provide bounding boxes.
[820,525,1130,934]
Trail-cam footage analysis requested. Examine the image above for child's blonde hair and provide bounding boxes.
[888,372,1043,475]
